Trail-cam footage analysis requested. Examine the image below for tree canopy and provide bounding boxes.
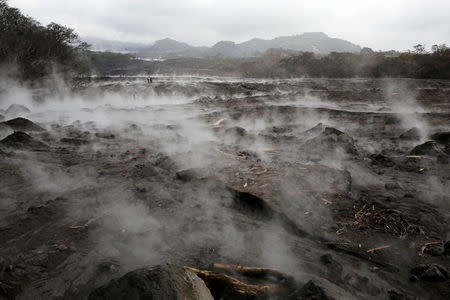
[0,0,90,79]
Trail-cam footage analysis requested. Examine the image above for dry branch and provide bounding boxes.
[186,267,279,299]
[211,263,289,281]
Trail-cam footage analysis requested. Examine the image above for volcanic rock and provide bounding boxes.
[225,126,247,137]
[399,127,421,140]
[269,126,293,134]
[385,116,400,125]
[444,241,450,255]
[430,131,450,145]
[0,117,45,132]
[301,123,325,137]
[88,265,213,300]
[411,264,448,282]
[421,266,448,282]
[370,153,394,167]
[431,131,450,154]
[410,141,445,156]
[0,132,47,149]
[303,126,357,156]
[293,280,336,300]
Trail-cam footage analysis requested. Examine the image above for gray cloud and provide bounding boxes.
[9,0,450,50]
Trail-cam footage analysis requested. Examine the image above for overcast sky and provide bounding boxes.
[9,0,450,51]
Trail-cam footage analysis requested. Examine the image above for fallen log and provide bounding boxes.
[186,267,279,300]
[211,263,289,282]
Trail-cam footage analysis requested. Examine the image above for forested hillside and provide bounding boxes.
[0,0,89,80]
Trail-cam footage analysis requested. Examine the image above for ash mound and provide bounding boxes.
[0,131,48,149]
[0,117,45,132]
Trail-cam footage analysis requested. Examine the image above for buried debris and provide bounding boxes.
[351,200,422,237]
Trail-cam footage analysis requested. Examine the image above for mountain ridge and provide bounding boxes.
[84,32,361,58]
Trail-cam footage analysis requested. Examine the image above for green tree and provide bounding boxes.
[413,44,426,54]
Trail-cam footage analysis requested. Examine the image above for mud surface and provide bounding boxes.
[0,77,449,299]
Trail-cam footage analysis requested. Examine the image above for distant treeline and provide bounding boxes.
[0,0,89,80]
[85,51,250,77]
[240,47,450,79]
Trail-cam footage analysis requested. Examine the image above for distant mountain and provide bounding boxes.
[87,32,361,58]
[141,38,208,58]
[82,37,146,53]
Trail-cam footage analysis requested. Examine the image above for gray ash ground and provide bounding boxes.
[0,77,449,299]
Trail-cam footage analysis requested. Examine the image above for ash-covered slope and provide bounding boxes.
[0,77,448,300]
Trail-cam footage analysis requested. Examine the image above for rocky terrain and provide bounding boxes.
[0,77,449,299]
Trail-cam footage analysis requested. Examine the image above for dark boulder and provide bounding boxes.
[301,123,324,137]
[385,116,400,125]
[387,290,414,300]
[303,127,358,156]
[431,131,450,155]
[370,153,394,167]
[411,264,448,282]
[0,132,47,149]
[292,280,335,300]
[421,265,448,282]
[0,117,45,132]
[410,141,445,156]
[430,131,450,145]
[225,126,247,137]
[399,127,421,140]
[444,241,450,255]
[88,265,213,300]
